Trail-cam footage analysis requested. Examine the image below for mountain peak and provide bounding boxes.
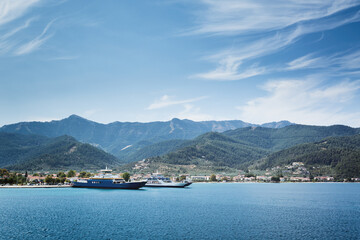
[67,114,85,120]
[63,114,95,123]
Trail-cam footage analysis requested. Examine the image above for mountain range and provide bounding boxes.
[1,115,360,178]
[0,115,292,162]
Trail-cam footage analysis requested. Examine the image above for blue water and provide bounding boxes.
[0,183,359,240]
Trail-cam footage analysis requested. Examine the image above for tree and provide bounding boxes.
[179,175,187,181]
[210,174,217,182]
[67,170,76,178]
[78,171,87,178]
[0,169,10,177]
[221,177,229,182]
[45,175,54,184]
[122,172,130,182]
[245,173,255,178]
[57,172,66,178]
[271,176,280,183]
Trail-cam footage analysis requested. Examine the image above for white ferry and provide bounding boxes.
[145,174,192,188]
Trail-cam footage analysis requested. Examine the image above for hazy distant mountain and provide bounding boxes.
[0,133,119,171]
[0,115,293,161]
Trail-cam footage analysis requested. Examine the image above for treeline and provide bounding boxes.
[0,169,94,185]
[0,168,27,185]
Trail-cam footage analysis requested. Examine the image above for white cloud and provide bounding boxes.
[0,0,40,26]
[14,19,55,55]
[287,49,360,71]
[237,77,360,126]
[193,58,267,81]
[189,0,360,81]
[287,54,325,70]
[147,95,207,110]
[187,0,360,36]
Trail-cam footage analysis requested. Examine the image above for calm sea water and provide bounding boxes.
[0,183,359,240]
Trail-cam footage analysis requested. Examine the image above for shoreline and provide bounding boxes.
[0,185,72,188]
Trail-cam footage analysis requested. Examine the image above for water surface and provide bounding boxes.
[0,183,359,239]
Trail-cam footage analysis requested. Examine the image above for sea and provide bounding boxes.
[0,183,359,240]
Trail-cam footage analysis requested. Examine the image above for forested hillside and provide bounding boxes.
[254,134,360,178]
[0,133,119,171]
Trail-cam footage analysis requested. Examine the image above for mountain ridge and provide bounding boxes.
[0,115,294,160]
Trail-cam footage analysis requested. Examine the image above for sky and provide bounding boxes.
[1,0,360,127]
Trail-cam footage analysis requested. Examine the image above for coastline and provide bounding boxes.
[0,185,71,188]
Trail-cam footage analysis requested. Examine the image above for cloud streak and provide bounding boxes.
[0,0,40,26]
[147,95,207,110]
[14,19,55,55]
[287,49,360,73]
[187,0,360,36]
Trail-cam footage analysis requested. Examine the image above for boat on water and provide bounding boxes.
[145,174,192,188]
[71,168,147,189]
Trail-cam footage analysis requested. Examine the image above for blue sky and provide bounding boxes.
[1,0,360,127]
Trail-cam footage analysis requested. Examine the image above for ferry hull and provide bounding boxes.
[144,183,187,188]
[72,181,147,189]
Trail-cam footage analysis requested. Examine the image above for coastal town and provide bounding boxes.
[1,161,359,187]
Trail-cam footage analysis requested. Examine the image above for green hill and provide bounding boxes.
[148,132,269,170]
[131,124,360,176]
[254,134,360,178]
[0,133,119,171]
[0,133,49,167]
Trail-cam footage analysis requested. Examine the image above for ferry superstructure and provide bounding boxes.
[145,174,191,188]
[71,168,147,189]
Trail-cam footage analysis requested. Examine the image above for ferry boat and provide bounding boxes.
[71,168,147,189]
[145,174,191,188]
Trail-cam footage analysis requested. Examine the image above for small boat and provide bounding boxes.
[145,174,190,188]
[71,167,146,189]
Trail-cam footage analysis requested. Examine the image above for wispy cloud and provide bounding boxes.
[192,56,267,81]
[0,1,41,55]
[189,0,360,81]
[287,50,360,71]
[14,19,55,56]
[186,0,360,36]
[237,76,360,126]
[0,0,40,26]
[1,17,36,40]
[147,95,207,110]
[287,54,325,70]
